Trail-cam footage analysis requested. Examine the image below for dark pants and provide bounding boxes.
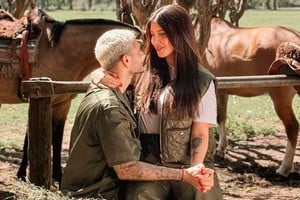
[125,173,223,200]
[132,131,223,200]
[126,180,195,200]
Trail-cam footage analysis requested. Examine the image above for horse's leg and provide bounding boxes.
[17,127,28,181]
[51,99,72,183]
[269,88,299,177]
[17,99,72,184]
[215,92,229,158]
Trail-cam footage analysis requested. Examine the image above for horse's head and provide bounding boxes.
[26,8,56,29]
[25,8,63,48]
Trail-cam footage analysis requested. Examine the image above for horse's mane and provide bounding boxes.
[48,21,63,46]
[65,18,141,35]
[27,9,142,47]
[49,18,142,46]
[36,9,56,22]
[25,8,63,46]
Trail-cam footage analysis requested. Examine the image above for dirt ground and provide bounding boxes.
[0,124,299,200]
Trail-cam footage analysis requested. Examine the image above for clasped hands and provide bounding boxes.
[183,163,214,193]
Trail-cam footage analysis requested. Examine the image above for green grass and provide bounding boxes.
[225,95,300,140]
[240,8,300,30]
[45,10,117,21]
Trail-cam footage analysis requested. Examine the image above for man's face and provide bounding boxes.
[127,39,145,74]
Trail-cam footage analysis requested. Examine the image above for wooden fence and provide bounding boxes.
[21,74,300,188]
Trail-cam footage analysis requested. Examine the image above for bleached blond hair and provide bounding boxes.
[94,29,136,70]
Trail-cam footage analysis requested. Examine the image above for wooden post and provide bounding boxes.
[23,77,53,188]
[28,97,52,188]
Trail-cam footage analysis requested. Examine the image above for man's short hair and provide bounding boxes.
[94,29,137,70]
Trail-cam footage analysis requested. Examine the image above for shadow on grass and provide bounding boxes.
[0,189,16,200]
[0,147,23,165]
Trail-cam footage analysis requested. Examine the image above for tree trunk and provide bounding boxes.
[6,0,32,18]
[89,0,93,9]
[57,0,62,10]
[69,0,73,10]
[197,0,212,56]
[273,0,277,10]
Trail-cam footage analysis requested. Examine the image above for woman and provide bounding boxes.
[127,4,223,200]
[93,4,223,200]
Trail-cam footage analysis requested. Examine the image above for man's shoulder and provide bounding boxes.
[83,84,121,110]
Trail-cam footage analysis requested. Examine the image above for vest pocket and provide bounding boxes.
[161,127,190,165]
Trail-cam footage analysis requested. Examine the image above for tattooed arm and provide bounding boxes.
[113,161,204,190]
[189,122,214,192]
[190,122,210,166]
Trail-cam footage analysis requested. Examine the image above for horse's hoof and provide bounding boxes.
[17,175,27,182]
[17,170,27,182]
[276,167,290,178]
[52,171,62,184]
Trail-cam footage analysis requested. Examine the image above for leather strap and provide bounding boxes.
[20,30,30,80]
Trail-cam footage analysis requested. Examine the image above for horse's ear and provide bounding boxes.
[26,7,39,24]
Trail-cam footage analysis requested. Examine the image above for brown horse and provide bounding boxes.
[0,8,141,182]
[201,17,300,177]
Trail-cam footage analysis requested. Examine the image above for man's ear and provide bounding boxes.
[121,54,129,68]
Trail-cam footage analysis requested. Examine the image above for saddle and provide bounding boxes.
[0,9,42,80]
[268,42,300,91]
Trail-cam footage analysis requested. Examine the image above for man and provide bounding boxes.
[61,29,214,199]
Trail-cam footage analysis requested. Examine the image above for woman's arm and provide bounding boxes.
[190,122,210,166]
[190,81,217,165]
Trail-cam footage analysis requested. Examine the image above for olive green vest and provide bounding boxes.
[159,65,216,167]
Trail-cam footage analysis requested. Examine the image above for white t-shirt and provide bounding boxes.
[139,81,217,134]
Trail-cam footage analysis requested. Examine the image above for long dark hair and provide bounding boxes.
[137,4,203,119]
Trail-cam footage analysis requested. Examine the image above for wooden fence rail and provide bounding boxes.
[20,74,300,188]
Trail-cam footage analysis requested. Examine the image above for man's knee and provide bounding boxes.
[125,181,169,200]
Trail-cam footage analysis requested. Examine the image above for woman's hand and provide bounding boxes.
[91,68,122,88]
[184,163,214,192]
[194,167,214,193]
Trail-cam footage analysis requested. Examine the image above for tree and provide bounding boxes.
[6,0,36,18]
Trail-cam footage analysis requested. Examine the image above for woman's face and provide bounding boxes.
[150,21,174,65]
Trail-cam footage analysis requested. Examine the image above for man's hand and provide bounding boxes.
[183,163,214,192]
[91,68,122,88]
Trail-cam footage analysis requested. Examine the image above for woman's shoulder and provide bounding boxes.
[196,64,216,96]
[197,64,216,79]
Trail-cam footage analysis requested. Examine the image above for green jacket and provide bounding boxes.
[61,83,141,198]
